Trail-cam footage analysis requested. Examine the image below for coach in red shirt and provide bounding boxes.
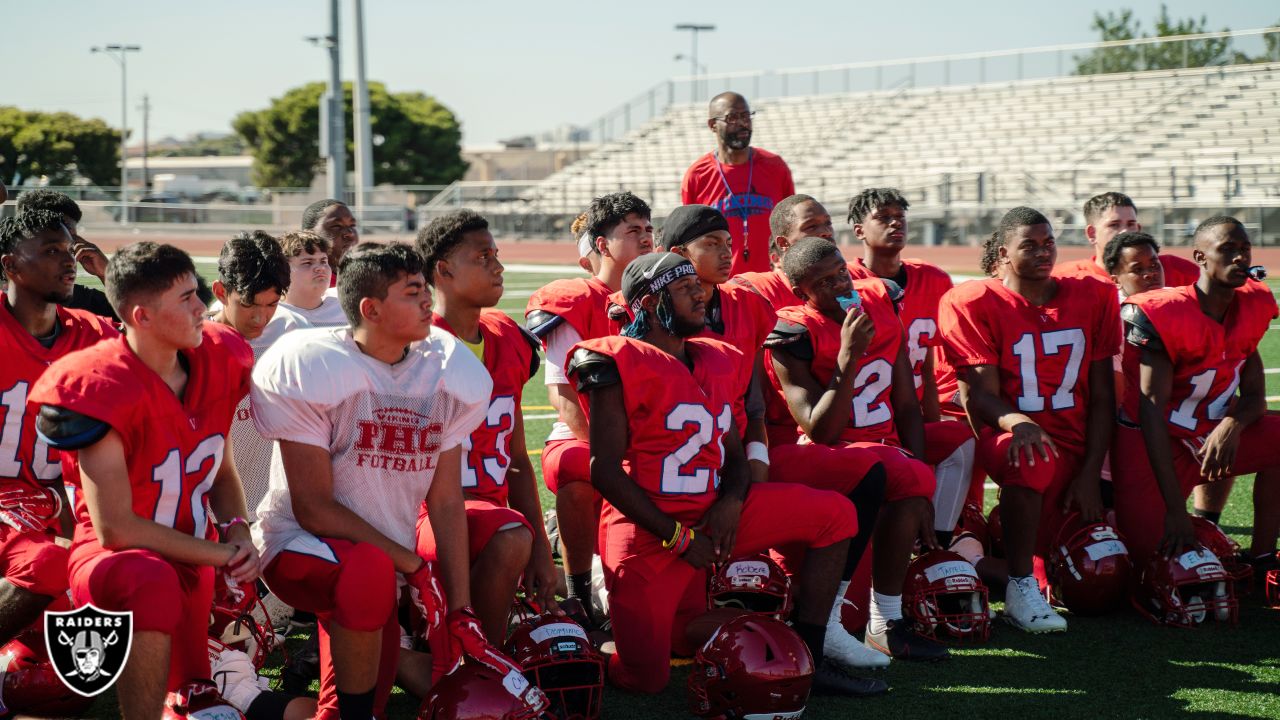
[682,92,794,276]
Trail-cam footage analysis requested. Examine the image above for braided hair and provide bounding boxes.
[979,206,1051,277]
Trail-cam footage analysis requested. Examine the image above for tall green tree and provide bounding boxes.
[1073,5,1234,75]
[233,81,467,188]
[0,107,121,187]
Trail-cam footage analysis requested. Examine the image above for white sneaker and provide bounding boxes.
[825,598,891,669]
[1003,577,1067,633]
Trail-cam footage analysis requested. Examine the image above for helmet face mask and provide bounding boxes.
[687,616,813,720]
[903,550,991,643]
[707,554,793,622]
[505,612,603,720]
[1134,548,1239,628]
[1189,516,1253,592]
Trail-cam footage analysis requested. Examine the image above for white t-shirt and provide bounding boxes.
[250,326,491,565]
[541,323,582,443]
[280,288,348,328]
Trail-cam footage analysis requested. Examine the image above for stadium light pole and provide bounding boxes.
[352,0,374,217]
[305,0,346,202]
[675,24,715,101]
[91,44,141,225]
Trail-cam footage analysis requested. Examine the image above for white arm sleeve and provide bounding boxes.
[543,323,583,386]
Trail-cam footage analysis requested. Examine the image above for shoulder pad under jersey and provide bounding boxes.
[36,405,111,450]
[525,309,566,340]
[1120,303,1165,353]
[764,320,813,360]
[567,348,621,393]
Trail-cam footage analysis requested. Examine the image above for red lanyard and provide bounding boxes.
[713,148,754,263]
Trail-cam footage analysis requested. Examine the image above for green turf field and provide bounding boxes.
[70,265,1280,719]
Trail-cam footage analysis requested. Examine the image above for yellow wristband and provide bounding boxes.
[662,522,683,549]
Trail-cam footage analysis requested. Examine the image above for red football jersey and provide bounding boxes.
[848,258,958,406]
[1121,282,1277,439]
[0,299,116,491]
[730,269,800,311]
[606,283,775,436]
[29,323,253,540]
[682,149,796,276]
[1053,253,1199,287]
[939,276,1120,455]
[434,310,540,505]
[766,279,904,445]
[525,276,618,343]
[568,336,749,523]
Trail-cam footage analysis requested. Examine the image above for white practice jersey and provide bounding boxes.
[279,289,348,328]
[250,325,491,565]
[227,305,314,522]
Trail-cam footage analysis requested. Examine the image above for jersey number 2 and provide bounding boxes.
[661,403,731,494]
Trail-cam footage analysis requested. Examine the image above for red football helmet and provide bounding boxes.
[1189,516,1252,590]
[1132,548,1238,627]
[687,615,813,720]
[1046,514,1133,616]
[954,503,990,550]
[420,664,552,720]
[0,630,94,718]
[505,610,603,720]
[163,680,247,719]
[902,550,991,643]
[707,554,793,621]
[209,578,281,669]
[986,504,1004,559]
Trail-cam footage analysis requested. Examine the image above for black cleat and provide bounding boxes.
[864,619,950,662]
[811,662,889,698]
[281,633,320,695]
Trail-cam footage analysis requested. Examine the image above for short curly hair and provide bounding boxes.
[218,231,291,299]
[1101,231,1160,274]
[980,207,1051,277]
[15,189,82,223]
[301,199,346,230]
[0,209,67,256]
[415,209,490,281]
[846,188,910,226]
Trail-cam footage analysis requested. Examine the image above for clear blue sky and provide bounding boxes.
[5,1,1277,146]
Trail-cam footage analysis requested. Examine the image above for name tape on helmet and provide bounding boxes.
[528,622,589,645]
[728,560,770,580]
[502,669,530,696]
[1088,527,1120,542]
[1177,549,1222,572]
[924,560,979,585]
[1084,539,1128,562]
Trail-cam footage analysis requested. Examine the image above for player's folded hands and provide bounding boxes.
[222,540,261,583]
[0,485,62,533]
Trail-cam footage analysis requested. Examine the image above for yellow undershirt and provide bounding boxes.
[462,336,484,362]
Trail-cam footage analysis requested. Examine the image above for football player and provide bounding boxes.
[301,199,360,285]
[1055,191,1198,286]
[568,251,885,697]
[0,211,116,647]
[525,192,652,619]
[610,204,776,480]
[31,242,258,718]
[15,189,116,320]
[1113,216,1280,567]
[730,193,835,309]
[251,243,517,720]
[209,232,292,521]
[269,231,347,330]
[414,209,558,647]
[846,188,975,543]
[1101,231,1237,526]
[766,237,946,662]
[939,207,1119,633]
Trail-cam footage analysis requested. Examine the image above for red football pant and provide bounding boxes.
[770,441,934,501]
[541,438,591,494]
[1,527,68,597]
[416,499,532,680]
[1112,416,1280,563]
[264,536,400,720]
[976,427,1081,566]
[601,483,857,694]
[924,420,977,532]
[67,543,212,692]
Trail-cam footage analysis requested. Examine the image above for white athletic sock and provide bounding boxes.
[869,591,902,635]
